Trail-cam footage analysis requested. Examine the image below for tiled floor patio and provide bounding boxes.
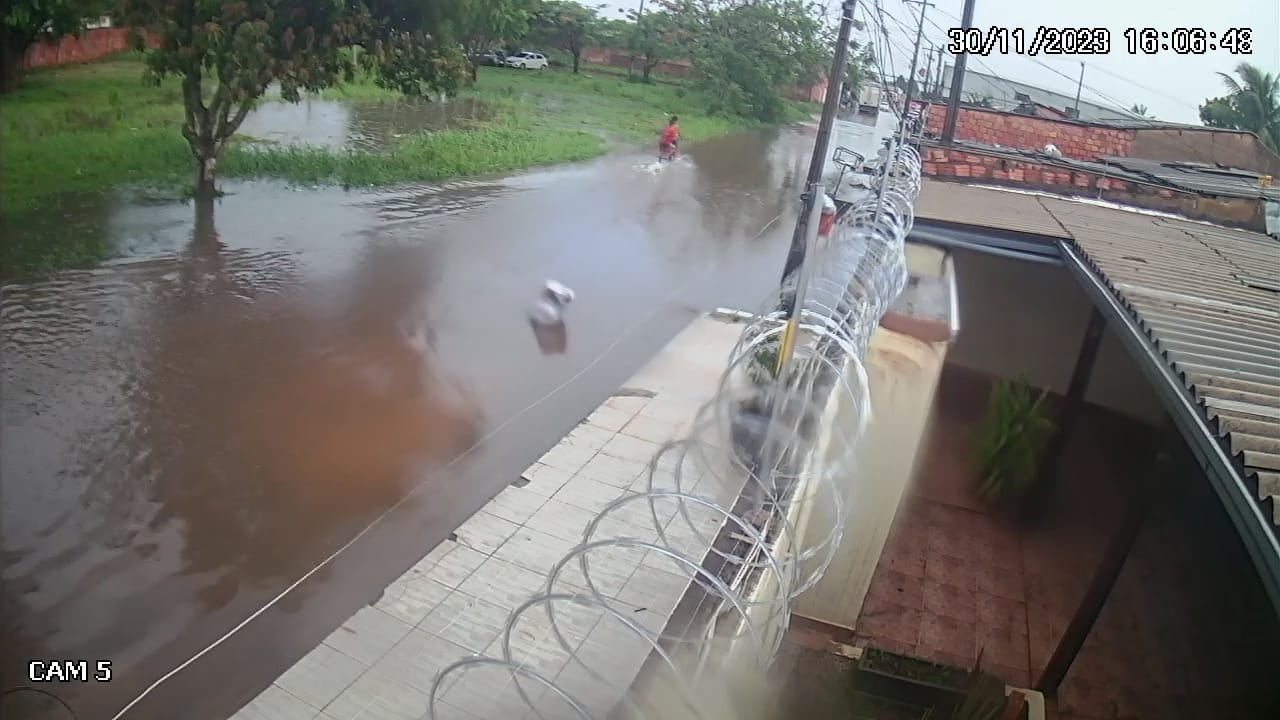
[855,366,1280,720]
[230,317,748,720]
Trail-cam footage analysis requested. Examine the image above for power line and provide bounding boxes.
[1086,64,1202,112]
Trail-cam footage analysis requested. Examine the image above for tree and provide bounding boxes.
[667,0,828,122]
[1129,103,1150,117]
[1198,62,1279,153]
[626,10,680,82]
[843,41,873,98]
[1,0,103,93]
[450,0,535,62]
[121,0,469,197]
[529,0,601,74]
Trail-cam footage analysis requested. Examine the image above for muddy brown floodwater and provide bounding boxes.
[0,116,893,720]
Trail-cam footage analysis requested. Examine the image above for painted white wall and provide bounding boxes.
[947,248,1166,425]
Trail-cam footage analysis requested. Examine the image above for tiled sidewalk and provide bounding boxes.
[231,317,745,720]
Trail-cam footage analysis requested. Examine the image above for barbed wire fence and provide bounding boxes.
[426,143,924,720]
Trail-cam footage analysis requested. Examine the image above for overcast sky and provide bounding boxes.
[591,0,1279,124]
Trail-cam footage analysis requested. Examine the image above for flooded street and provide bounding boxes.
[1,113,892,719]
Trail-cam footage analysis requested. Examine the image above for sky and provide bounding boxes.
[591,0,1279,124]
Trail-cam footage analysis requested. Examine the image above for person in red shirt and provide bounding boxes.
[658,116,679,161]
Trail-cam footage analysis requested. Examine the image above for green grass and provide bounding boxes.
[0,54,815,274]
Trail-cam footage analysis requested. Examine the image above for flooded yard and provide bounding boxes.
[236,96,498,151]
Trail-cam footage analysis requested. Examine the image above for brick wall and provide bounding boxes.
[23,28,158,69]
[920,144,1265,231]
[580,46,695,79]
[924,106,1135,161]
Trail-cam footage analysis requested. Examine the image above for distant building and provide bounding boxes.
[939,64,1137,122]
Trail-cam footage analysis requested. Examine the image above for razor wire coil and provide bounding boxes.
[428,144,924,720]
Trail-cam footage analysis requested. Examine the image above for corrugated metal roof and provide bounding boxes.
[924,140,1280,202]
[939,64,1136,122]
[916,183,1070,238]
[1099,157,1280,202]
[915,181,1280,529]
[1042,198,1280,525]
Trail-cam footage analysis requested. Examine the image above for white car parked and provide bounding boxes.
[505,52,548,70]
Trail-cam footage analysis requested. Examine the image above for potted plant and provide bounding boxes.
[973,376,1054,516]
[746,343,781,387]
[852,647,1013,719]
[854,647,975,710]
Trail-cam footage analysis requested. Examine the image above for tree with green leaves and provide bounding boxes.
[1199,62,1279,153]
[843,41,873,99]
[626,10,680,82]
[1,0,104,93]
[529,1,601,74]
[666,0,828,122]
[451,0,535,64]
[120,0,470,197]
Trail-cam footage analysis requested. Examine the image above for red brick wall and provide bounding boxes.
[920,144,1265,231]
[580,46,695,79]
[924,106,1135,161]
[23,28,158,69]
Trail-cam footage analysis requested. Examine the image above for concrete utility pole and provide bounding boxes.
[898,0,934,139]
[777,0,860,291]
[941,0,976,143]
[1073,62,1085,118]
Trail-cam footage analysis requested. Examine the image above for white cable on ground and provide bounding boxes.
[106,200,787,720]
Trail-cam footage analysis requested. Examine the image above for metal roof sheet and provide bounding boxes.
[916,181,1280,529]
[1099,157,1280,202]
[916,182,1070,238]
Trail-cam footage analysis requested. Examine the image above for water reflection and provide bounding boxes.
[236,97,496,152]
[531,320,569,355]
[1,124,826,719]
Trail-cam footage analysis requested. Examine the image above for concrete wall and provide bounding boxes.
[1131,128,1280,177]
[924,106,1135,161]
[946,248,1165,426]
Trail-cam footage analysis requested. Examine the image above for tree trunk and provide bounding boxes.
[193,138,220,198]
[643,62,654,83]
[572,52,580,74]
[0,31,31,95]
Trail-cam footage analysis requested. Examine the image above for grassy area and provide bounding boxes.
[0,54,814,273]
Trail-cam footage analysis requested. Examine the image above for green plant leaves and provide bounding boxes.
[973,376,1054,507]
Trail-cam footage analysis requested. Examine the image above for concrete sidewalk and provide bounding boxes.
[231,317,745,720]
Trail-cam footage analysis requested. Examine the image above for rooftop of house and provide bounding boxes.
[920,138,1280,204]
[913,182,1280,541]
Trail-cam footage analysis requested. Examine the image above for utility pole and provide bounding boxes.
[777,0,859,291]
[625,0,646,79]
[1073,62,1085,119]
[898,0,934,140]
[941,0,976,144]
[923,45,935,99]
[934,47,945,96]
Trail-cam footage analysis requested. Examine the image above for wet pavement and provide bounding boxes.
[0,113,893,720]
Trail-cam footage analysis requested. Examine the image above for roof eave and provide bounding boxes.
[1057,239,1280,614]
